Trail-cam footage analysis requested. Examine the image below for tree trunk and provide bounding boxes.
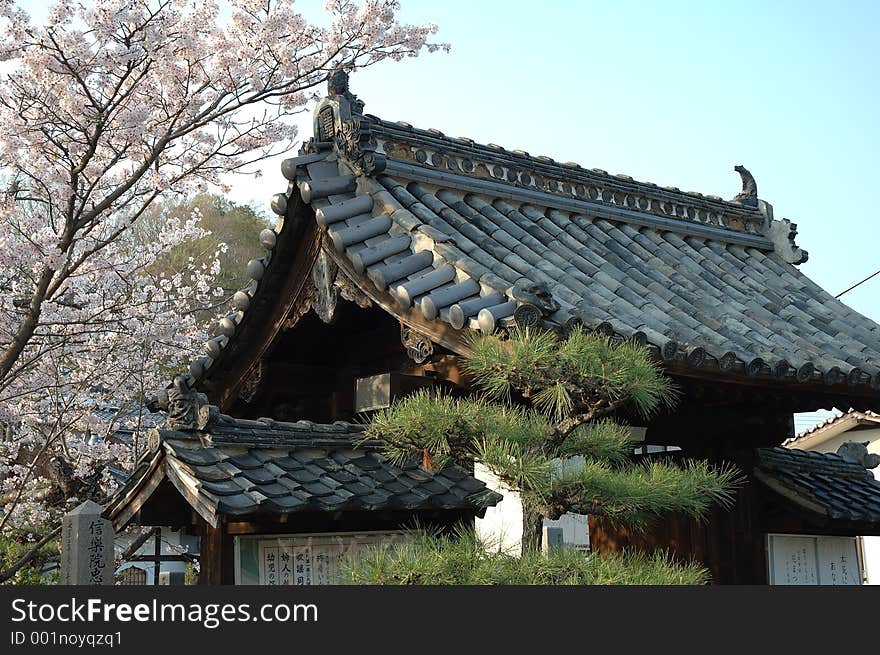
[0,525,61,584]
[521,508,544,555]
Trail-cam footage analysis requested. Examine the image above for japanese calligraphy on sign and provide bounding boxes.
[247,532,403,585]
[767,534,862,585]
[87,519,107,583]
[60,500,114,585]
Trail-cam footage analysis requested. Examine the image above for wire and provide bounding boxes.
[835,268,880,299]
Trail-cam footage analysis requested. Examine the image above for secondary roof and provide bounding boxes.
[108,414,501,530]
[755,447,880,524]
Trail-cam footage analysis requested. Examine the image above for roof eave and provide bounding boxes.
[106,447,167,532]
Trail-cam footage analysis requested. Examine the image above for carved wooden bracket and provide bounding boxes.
[238,360,264,404]
[311,246,375,323]
[335,268,373,309]
[400,323,435,364]
[311,248,339,324]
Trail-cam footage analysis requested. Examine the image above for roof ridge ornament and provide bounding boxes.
[836,441,880,470]
[301,65,386,177]
[764,216,809,265]
[754,196,809,265]
[731,165,758,207]
[147,375,220,432]
[326,65,364,114]
[733,163,809,265]
[510,279,560,328]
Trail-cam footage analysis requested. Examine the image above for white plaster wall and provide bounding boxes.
[475,463,589,555]
[862,536,880,585]
[475,464,523,554]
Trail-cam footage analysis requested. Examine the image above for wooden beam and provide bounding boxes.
[128,555,197,563]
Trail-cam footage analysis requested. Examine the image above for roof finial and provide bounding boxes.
[730,164,758,207]
[146,375,218,432]
[837,440,880,469]
[327,64,350,97]
[326,62,364,115]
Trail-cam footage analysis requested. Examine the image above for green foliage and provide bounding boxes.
[473,432,551,494]
[553,420,634,464]
[369,326,743,558]
[342,529,708,585]
[368,392,634,474]
[130,193,269,298]
[0,535,58,585]
[547,459,741,526]
[465,327,677,419]
[365,326,741,587]
[366,391,487,470]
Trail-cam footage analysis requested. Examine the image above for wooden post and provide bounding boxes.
[153,527,161,586]
[199,520,235,584]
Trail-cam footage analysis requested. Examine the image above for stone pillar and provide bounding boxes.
[61,500,114,585]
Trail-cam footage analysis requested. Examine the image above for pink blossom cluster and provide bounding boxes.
[0,0,444,536]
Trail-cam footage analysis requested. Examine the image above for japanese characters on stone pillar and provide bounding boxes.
[61,500,114,585]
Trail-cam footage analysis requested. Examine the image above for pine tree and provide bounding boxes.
[368,327,741,557]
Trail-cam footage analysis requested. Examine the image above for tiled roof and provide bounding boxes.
[755,447,880,522]
[109,415,501,528]
[783,409,880,447]
[175,72,880,394]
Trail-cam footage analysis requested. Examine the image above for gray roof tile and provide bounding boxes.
[174,81,880,414]
[226,453,264,469]
[263,125,880,391]
[200,478,247,496]
[756,447,880,523]
[154,417,500,517]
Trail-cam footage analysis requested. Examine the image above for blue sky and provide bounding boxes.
[15,1,874,431]
[19,1,879,324]
[234,0,879,327]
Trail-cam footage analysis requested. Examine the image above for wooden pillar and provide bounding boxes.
[153,527,161,586]
[199,519,235,585]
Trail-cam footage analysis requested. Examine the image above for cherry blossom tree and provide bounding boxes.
[0,0,445,581]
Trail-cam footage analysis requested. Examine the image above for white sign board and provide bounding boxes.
[235,532,404,585]
[767,534,862,585]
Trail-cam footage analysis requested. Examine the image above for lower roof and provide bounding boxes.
[755,447,880,523]
[108,415,501,530]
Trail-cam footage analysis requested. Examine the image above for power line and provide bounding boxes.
[835,268,880,299]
